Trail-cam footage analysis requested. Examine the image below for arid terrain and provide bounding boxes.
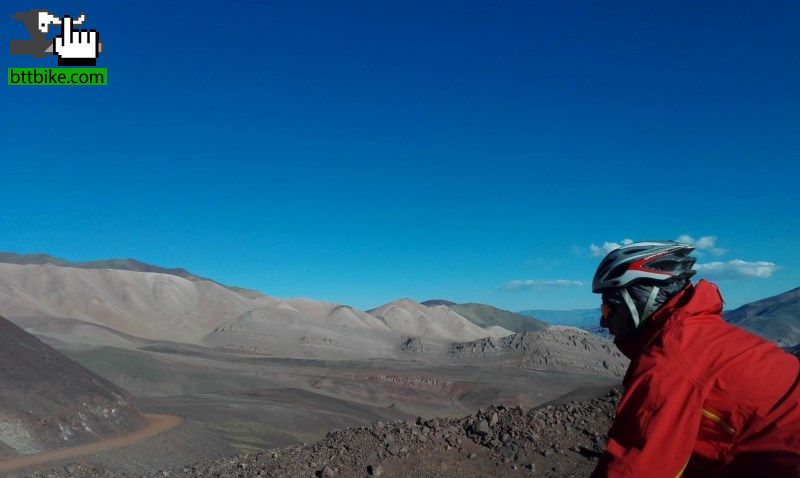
[28,388,625,478]
[0,254,797,477]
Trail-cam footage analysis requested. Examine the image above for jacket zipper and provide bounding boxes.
[701,408,736,435]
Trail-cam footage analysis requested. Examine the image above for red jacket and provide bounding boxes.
[592,280,800,478]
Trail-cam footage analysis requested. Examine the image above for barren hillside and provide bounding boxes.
[0,316,146,459]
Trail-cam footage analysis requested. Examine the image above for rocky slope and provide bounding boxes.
[31,388,623,477]
[450,326,628,377]
[724,287,800,347]
[0,315,146,459]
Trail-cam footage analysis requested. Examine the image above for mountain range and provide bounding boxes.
[0,253,515,360]
[724,287,800,347]
[1,252,796,352]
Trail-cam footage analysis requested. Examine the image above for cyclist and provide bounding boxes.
[590,241,799,477]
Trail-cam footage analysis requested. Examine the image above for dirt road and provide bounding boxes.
[0,414,184,474]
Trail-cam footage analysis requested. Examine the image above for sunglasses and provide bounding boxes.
[601,303,613,320]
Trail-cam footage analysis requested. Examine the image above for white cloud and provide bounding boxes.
[589,235,729,259]
[676,234,726,256]
[501,279,584,291]
[589,239,633,257]
[695,260,778,279]
[696,236,717,249]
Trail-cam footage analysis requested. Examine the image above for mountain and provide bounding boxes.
[367,299,513,342]
[0,261,273,343]
[445,303,548,333]
[204,299,400,359]
[518,308,601,329]
[0,255,513,359]
[0,252,211,282]
[724,287,800,347]
[421,299,457,307]
[0,252,269,299]
[0,315,145,458]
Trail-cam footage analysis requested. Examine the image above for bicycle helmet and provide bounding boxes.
[593,241,696,329]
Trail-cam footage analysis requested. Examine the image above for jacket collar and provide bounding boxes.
[613,280,723,359]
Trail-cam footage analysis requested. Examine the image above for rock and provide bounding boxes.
[468,453,477,459]
[367,464,383,476]
[319,465,335,477]
[489,413,499,427]
[474,419,491,435]
[64,464,79,474]
[387,444,400,455]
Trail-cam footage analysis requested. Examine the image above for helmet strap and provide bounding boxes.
[642,286,661,321]
[620,288,640,328]
[621,286,661,330]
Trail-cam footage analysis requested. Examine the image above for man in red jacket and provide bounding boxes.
[590,241,800,478]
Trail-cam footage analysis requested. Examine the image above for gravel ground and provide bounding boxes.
[27,389,622,478]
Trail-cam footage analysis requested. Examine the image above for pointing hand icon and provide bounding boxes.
[53,15,102,66]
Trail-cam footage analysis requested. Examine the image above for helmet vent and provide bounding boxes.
[648,259,678,272]
[622,247,647,255]
[606,264,628,281]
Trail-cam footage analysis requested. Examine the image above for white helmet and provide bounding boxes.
[593,241,696,329]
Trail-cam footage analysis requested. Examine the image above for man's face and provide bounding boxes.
[601,294,637,338]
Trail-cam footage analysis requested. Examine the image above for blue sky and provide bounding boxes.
[2,1,798,311]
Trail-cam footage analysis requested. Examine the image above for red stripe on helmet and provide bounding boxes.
[628,249,676,277]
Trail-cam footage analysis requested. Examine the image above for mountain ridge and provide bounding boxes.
[724,287,800,346]
[0,252,266,299]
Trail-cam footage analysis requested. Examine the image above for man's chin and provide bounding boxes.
[613,332,640,359]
